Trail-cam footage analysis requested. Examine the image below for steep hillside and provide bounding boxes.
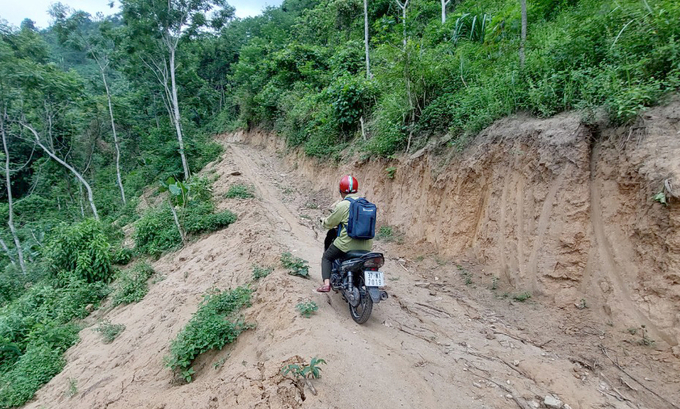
[239,102,680,351]
[22,104,680,409]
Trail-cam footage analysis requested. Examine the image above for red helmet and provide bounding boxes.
[339,175,358,194]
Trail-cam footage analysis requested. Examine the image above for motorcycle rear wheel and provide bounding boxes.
[349,288,373,324]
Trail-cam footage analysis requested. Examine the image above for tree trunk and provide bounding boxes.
[519,0,527,68]
[78,182,86,218]
[100,67,126,205]
[441,0,450,24]
[168,199,186,245]
[402,2,407,49]
[364,0,371,79]
[169,45,190,180]
[1,116,27,275]
[22,123,99,220]
[396,0,409,50]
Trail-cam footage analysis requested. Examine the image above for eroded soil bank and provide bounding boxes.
[232,103,680,350]
[23,104,679,409]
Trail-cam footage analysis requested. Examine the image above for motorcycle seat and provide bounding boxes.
[343,250,371,260]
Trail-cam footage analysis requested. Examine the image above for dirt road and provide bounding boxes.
[25,140,680,409]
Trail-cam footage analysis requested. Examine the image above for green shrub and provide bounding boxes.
[326,74,376,135]
[134,206,182,257]
[184,205,237,234]
[110,247,134,265]
[0,342,67,408]
[376,226,394,241]
[280,253,309,278]
[5,280,109,334]
[111,263,155,306]
[95,320,126,344]
[252,265,273,280]
[0,265,29,307]
[44,219,113,284]
[296,301,318,318]
[376,225,403,244]
[165,287,252,382]
[512,292,532,302]
[135,180,237,257]
[24,322,80,353]
[225,184,254,199]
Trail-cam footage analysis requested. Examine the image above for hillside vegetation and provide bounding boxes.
[0,0,678,406]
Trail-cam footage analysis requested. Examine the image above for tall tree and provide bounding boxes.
[441,0,451,23]
[21,122,99,220]
[0,112,27,275]
[395,0,410,49]
[121,0,234,180]
[50,5,127,204]
[519,0,527,67]
[363,0,371,79]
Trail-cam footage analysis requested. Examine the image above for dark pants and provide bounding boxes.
[321,244,345,281]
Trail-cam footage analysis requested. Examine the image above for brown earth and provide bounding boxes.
[24,103,680,409]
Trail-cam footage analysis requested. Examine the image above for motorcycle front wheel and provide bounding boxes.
[349,287,373,324]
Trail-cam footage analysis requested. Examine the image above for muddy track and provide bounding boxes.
[24,139,680,409]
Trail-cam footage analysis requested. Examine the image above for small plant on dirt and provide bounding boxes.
[376,225,403,243]
[627,327,638,335]
[653,180,671,206]
[213,355,229,369]
[165,287,253,382]
[653,191,667,206]
[66,378,78,398]
[281,252,309,278]
[638,325,655,347]
[457,265,473,286]
[385,166,397,179]
[111,263,156,306]
[376,226,394,241]
[225,184,254,199]
[252,265,273,280]
[577,298,588,309]
[305,201,319,209]
[296,301,318,318]
[282,357,327,396]
[95,320,126,344]
[512,292,532,302]
[282,357,326,379]
[491,276,499,290]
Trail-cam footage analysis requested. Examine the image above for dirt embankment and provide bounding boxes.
[230,103,680,350]
[23,103,680,409]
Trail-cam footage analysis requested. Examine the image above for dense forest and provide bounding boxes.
[0,0,678,406]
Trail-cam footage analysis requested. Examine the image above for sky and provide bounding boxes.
[0,0,280,29]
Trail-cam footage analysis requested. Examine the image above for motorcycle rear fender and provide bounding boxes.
[367,287,384,303]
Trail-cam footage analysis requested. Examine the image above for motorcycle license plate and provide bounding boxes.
[364,271,385,287]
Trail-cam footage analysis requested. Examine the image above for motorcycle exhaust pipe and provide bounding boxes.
[379,291,389,301]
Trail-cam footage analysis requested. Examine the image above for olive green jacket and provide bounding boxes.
[321,193,373,253]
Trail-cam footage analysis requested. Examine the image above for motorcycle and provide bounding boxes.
[326,230,389,324]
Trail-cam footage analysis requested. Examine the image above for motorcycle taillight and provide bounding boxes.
[364,256,384,269]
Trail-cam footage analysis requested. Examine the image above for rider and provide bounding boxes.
[316,175,373,292]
